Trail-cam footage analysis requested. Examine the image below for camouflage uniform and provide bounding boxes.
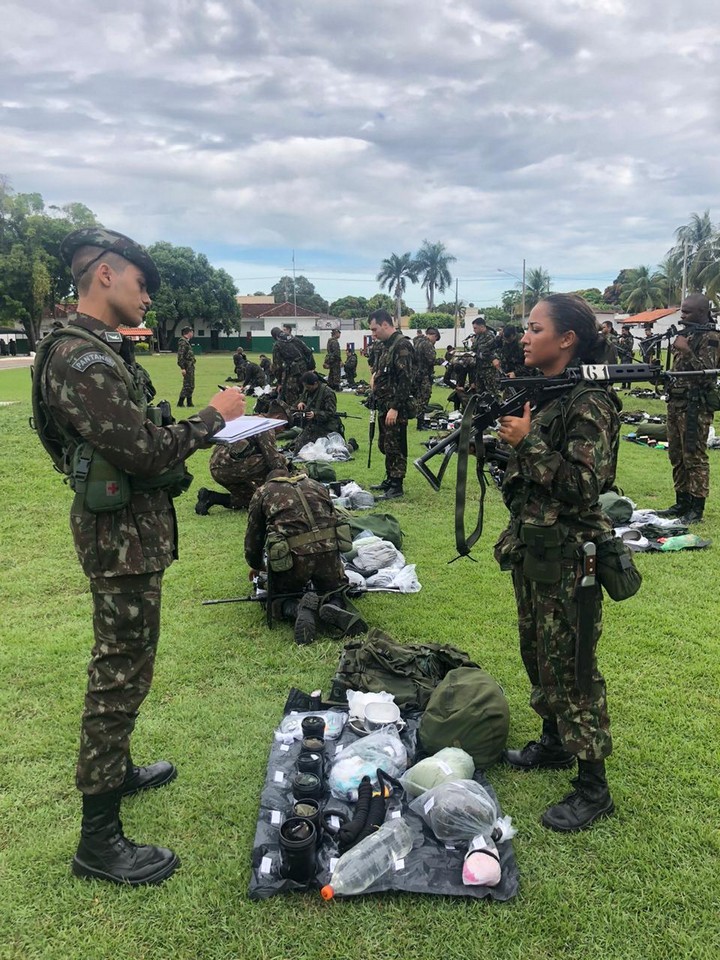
[496,382,621,761]
[245,473,348,598]
[272,336,315,406]
[472,330,499,396]
[177,336,195,401]
[365,340,382,374]
[373,331,415,480]
[618,332,635,363]
[344,350,358,387]
[36,314,223,794]
[413,334,438,416]
[209,430,286,508]
[666,328,720,499]
[233,348,247,379]
[292,382,343,452]
[324,336,342,390]
[243,361,267,391]
[495,333,526,377]
[599,334,619,364]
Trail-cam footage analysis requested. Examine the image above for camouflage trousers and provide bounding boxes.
[271,551,348,601]
[78,572,164,794]
[280,373,304,407]
[327,361,341,390]
[378,413,408,480]
[180,367,195,400]
[511,563,612,761]
[667,404,714,498]
[474,364,499,398]
[415,375,434,414]
[209,445,269,509]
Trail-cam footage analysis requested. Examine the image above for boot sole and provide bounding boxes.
[121,766,178,798]
[319,604,368,636]
[71,852,180,886]
[504,753,576,771]
[541,799,615,833]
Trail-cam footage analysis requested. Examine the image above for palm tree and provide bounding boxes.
[524,267,552,311]
[376,252,419,324]
[696,234,720,301]
[656,256,683,307]
[669,211,715,293]
[415,240,456,311]
[620,266,666,314]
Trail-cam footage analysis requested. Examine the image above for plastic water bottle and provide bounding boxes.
[320,817,414,900]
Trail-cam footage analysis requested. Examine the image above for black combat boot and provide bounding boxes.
[186,395,194,408]
[505,718,576,771]
[177,396,185,407]
[680,495,705,524]
[416,416,427,431]
[380,480,404,500]
[121,758,177,797]
[541,759,615,832]
[370,478,391,491]
[72,791,180,886]
[319,594,368,637]
[291,592,320,645]
[656,492,691,518]
[195,488,232,515]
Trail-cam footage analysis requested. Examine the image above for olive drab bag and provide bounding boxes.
[328,629,480,711]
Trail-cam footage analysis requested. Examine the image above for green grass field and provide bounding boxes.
[1,353,718,960]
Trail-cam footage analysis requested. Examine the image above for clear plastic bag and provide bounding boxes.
[401,748,475,798]
[275,710,347,744]
[353,536,404,573]
[409,779,516,844]
[328,727,408,800]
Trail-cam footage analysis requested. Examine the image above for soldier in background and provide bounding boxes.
[658,294,720,524]
[493,325,526,379]
[618,325,635,390]
[33,227,245,886]
[242,360,267,392]
[232,346,247,380]
[196,401,289,514]
[324,328,342,389]
[344,345,358,387]
[470,317,499,397]
[271,326,315,405]
[177,326,196,407]
[413,325,440,429]
[368,309,415,499]
[245,468,367,644]
[259,353,273,381]
[599,321,619,363]
[292,372,343,452]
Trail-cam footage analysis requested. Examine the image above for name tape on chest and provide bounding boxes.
[71,351,117,373]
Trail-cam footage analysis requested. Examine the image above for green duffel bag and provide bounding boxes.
[328,629,479,711]
[304,462,337,482]
[334,506,404,549]
[636,423,668,442]
[598,491,634,524]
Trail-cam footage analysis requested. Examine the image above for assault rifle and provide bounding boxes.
[414,363,720,560]
[639,321,718,366]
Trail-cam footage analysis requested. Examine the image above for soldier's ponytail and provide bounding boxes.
[541,294,606,364]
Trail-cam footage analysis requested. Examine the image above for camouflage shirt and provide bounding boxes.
[668,327,720,403]
[501,382,621,539]
[472,331,497,367]
[413,334,438,380]
[297,383,341,431]
[177,337,195,369]
[618,333,635,362]
[245,474,341,569]
[495,335,526,375]
[325,337,341,365]
[38,313,224,577]
[373,331,415,412]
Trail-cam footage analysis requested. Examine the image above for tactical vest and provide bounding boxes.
[31,325,190,511]
[263,474,352,572]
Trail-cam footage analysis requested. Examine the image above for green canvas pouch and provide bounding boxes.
[71,443,131,514]
[596,536,642,601]
[265,532,294,572]
[519,522,566,583]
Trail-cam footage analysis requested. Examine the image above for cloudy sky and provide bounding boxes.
[2,0,719,310]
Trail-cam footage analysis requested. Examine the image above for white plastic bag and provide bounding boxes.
[345,690,395,720]
[274,710,347,744]
[353,537,404,573]
[328,727,408,800]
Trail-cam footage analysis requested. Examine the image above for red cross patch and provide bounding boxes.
[106,481,120,496]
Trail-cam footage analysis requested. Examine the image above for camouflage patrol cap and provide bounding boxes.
[60,228,161,295]
[419,667,509,768]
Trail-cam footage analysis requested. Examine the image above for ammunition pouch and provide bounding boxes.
[595,535,642,601]
[266,532,294,572]
[705,385,720,412]
[518,522,569,583]
[335,522,354,554]
[71,443,131,514]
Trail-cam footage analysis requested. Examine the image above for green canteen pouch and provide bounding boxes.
[519,522,566,583]
[335,522,354,554]
[131,463,193,499]
[71,442,131,514]
[596,536,642,601]
[265,533,294,572]
[705,385,720,412]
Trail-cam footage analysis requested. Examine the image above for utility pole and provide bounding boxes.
[453,278,459,348]
[292,249,298,317]
[681,240,688,301]
[521,258,526,321]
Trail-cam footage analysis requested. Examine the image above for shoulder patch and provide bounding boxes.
[71,351,117,373]
[101,331,124,345]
